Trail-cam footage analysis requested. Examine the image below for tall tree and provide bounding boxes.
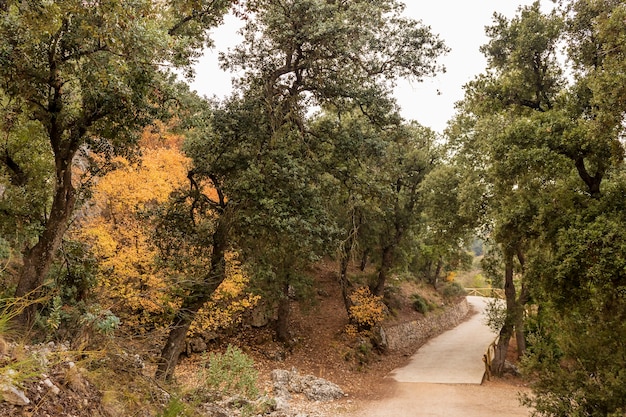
[370,123,440,296]
[154,0,448,379]
[448,2,565,375]
[311,109,389,313]
[0,0,234,325]
[450,3,626,411]
[520,1,626,414]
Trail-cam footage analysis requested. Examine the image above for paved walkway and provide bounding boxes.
[345,296,531,417]
[390,296,496,384]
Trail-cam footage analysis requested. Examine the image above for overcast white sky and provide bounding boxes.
[189,1,553,133]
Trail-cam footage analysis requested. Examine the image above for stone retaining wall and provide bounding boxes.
[382,298,470,351]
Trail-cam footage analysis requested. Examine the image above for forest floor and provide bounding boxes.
[175,260,432,414]
[175,261,529,416]
[0,261,528,416]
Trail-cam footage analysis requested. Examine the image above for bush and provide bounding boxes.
[439,281,467,300]
[410,294,431,314]
[347,287,386,332]
[200,345,259,399]
[159,396,190,417]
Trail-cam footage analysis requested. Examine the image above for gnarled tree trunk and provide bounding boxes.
[491,252,515,376]
[15,147,77,326]
[491,247,528,376]
[275,280,291,344]
[339,252,353,315]
[373,244,394,296]
[155,213,229,381]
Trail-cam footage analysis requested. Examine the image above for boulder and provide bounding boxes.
[0,382,30,406]
[271,368,344,402]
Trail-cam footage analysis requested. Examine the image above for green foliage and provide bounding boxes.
[0,0,236,324]
[449,0,626,411]
[483,298,507,334]
[438,282,466,300]
[521,308,626,417]
[159,396,191,417]
[36,239,113,340]
[410,293,431,314]
[180,0,448,343]
[200,345,259,399]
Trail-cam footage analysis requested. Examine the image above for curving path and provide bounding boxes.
[391,296,496,384]
[346,296,531,417]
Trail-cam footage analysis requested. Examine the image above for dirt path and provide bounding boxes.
[344,380,530,417]
[342,296,532,416]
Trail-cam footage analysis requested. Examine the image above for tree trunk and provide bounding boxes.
[275,280,291,344]
[514,283,529,358]
[155,297,206,380]
[373,245,393,296]
[15,153,76,326]
[514,249,529,359]
[339,253,353,315]
[359,248,369,271]
[491,253,516,376]
[431,258,443,289]
[155,213,229,381]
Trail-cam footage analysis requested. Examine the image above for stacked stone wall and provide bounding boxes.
[382,298,471,351]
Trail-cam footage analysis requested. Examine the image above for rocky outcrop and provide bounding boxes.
[272,368,345,402]
[382,298,470,351]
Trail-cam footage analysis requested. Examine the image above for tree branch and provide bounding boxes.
[1,148,28,186]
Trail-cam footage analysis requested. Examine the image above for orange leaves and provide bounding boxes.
[140,120,186,150]
[94,149,190,217]
[77,123,256,333]
[346,286,387,337]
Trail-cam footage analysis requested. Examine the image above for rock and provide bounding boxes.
[273,395,290,412]
[41,378,61,396]
[298,375,344,402]
[185,337,208,356]
[371,326,388,351]
[271,369,292,399]
[0,382,30,406]
[271,369,344,402]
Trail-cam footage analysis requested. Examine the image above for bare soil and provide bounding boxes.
[178,260,425,400]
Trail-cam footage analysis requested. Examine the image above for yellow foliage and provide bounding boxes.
[347,287,386,335]
[190,254,260,333]
[446,271,456,282]
[77,127,257,332]
[74,128,187,328]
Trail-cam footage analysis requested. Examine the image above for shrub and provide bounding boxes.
[411,294,431,314]
[484,298,506,333]
[347,287,386,332]
[200,345,259,399]
[159,396,190,417]
[439,281,466,300]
